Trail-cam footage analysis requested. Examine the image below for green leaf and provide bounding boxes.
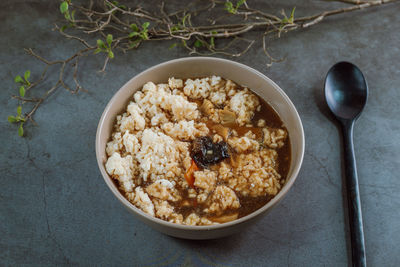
[130,23,139,32]
[169,43,178,50]
[129,39,141,48]
[141,32,149,40]
[109,1,126,10]
[60,24,68,32]
[171,26,179,32]
[210,30,217,48]
[93,48,102,54]
[14,75,23,83]
[60,1,68,14]
[71,10,76,21]
[236,0,246,8]
[142,22,150,30]
[18,123,24,137]
[224,1,234,14]
[108,51,114,59]
[97,39,106,49]
[210,37,215,48]
[194,40,203,48]
[19,86,25,97]
[64,12,71,20]
[8,115,16,123]
[24,70,30,81]
[106,34,113,47]
[129,32,139,38]
[182,14,189,27]
[17,106,22,116]
[288,7,295,23]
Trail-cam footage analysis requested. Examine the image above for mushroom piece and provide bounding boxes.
[190,136,230,168]
[200,99,214,116]
[219,108,236,125]
[210,124,230,140]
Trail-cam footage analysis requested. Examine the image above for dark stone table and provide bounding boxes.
[1,0,399,266]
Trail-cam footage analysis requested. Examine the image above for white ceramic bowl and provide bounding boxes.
[96,57,305,239]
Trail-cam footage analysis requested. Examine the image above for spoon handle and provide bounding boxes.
[342,121,367,267]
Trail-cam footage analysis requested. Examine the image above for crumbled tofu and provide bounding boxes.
[208,186,240,215]
[209,91,226,106]
[183,78,211,99]
[168,77,183,89]
[136,129,182,182]
[210,75,224,88]
[257,119,266,127]
[134,81,199,122]
[212,134,223,143]
[153,199,174,219]
[153,199,183,223]
[133,187,154,216]
[183,213,215,226]
[150,112,168,126]
[229,89,260,126]
[263,127,287,148]
[228,136,260,153]
[225,79,237,93]
[222,150,281,197]
[194,170,217,192]
[106,132,123,156]
[187,188,197,198]
[146,179,181,202]
[122,131,140,154]
[162,120,209,141]
[167,95,199,121]
[118,102,146,131]
[197,192,209,203]
[105,152,135,192]
[119,112,146,132]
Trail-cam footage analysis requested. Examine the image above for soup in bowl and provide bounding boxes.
[96,57,304,239]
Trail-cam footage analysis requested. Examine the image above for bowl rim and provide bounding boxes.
[96,56,305,231]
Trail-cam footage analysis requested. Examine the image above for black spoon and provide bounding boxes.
[324,62,368,267]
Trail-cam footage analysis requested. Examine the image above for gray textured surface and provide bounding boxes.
[1,0,399,266]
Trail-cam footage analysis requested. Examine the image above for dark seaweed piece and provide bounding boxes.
[190,136,230,168]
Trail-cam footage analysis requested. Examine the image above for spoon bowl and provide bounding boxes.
[325,62,368,121]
